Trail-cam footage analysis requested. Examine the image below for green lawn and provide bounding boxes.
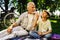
[51,19,60,34]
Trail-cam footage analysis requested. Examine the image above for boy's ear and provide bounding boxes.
[47,15,49,18]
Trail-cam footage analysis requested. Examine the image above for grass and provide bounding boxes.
[51,19,60,34]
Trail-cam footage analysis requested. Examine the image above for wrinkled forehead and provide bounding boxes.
[27,2,35,7]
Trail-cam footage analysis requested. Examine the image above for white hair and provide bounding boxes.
[27,2,35,8]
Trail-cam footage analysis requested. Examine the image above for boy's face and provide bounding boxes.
[42,11,48,18]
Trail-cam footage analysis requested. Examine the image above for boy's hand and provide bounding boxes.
[38,32,42,36]
[42,32,47,35]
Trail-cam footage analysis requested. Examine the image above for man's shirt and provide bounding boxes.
[16,12,37,30]
[26,14,34,30]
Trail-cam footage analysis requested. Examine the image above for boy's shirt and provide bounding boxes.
[37,17,52,32]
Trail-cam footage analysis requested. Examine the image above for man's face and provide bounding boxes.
[42,11,48,18]
[27,4,36,13]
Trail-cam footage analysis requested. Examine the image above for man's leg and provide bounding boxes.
[12,30,28,36]
[12,26,28,36]
[0,26,28,40]
[12,26,24,31]
[0,29,9,38]
[0,33,16,40]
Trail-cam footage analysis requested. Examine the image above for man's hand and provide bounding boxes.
[7,26,12,34]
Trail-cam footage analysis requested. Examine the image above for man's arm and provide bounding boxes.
[33,13,39,27]
[31,13,39,30]
[7,22,19,34]
[7,22,18,29]
[7,13,24,33]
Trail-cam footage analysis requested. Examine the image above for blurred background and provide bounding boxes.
[0,0,60,34]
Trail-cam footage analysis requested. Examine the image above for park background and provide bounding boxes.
[0,0,60,34]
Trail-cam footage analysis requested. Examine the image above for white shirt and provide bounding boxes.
[26,14,34,30]
[38,17,52,32]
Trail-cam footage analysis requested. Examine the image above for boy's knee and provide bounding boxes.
[44,34,52,38]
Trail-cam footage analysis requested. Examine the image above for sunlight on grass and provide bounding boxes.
[50,20,57,23]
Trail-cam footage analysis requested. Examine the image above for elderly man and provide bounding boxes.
[0,2,39,40]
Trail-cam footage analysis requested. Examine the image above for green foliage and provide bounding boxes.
[51,19,60,34]
[27,0,32,2]
[11,0,60,13]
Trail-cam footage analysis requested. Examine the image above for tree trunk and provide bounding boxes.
[4,0,9,14]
